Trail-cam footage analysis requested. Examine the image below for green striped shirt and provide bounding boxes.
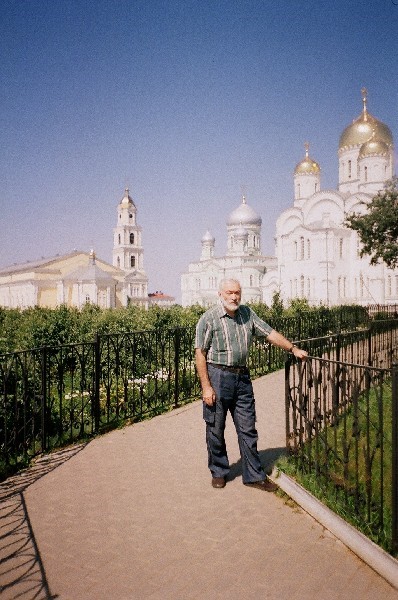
[195,304,273,366]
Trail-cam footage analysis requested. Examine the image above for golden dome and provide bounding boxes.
[339,89,393,150]
[294,142,320,175]
[358,138,389,159]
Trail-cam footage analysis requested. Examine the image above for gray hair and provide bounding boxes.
[218,278,241,292]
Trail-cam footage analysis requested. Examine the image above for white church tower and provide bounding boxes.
[113,188,148,307]
[338,87,394,195]
[267,88,396,307]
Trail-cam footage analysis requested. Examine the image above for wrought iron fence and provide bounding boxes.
[0,324,288,476]
[285,321,398,554]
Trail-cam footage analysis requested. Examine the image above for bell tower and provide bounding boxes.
[113,188,145,272]
[113,188,148,307]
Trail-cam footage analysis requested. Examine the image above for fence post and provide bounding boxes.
[174,329,180,408]
[368,323,373,367]
[392,363,398,554]
[41,347,48,453]
[285,355,292,449]
[93,334,100,432]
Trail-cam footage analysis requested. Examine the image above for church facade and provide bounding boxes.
[181,90,397,307]
[0,189,149,309]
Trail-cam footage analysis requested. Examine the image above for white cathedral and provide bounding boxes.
[181,89,397,308]
[0,189,149,309]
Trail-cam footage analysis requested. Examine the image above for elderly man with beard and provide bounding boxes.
[195,278,307,491]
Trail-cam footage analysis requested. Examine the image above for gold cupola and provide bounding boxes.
[294,142,321,175]
[339,88,393,151]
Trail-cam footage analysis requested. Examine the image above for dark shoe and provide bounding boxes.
[244,477,278,492]
[212,476,226,489]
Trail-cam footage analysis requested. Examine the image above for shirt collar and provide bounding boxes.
[217,301,241,319]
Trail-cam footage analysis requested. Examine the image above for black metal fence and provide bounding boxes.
[0,326,287,476]
[285,320,398,554]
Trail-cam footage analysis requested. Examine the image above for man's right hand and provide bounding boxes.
[202,386,216,406]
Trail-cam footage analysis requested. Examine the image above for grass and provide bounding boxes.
[278,380,395,555]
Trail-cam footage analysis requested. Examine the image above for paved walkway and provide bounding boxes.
[1,370,398,599]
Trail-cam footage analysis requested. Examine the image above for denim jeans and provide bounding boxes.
[203,364,265,484]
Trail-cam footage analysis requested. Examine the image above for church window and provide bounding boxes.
[130,232,135,244]
[118,234,121,244]
[348,160,352,179]
[117,256,120,267]
[129,213,133,219]
[300,237,305,260]
[387,275,392,297]
[85,294,90,304]
[294,241,298,260]
[339,238,343,259]
[297,183,300,198]
[364,166,368,182]
[314,183,318,193]
[131,256,136,268]
[307,239,310,259]
[250,275,253,286]
[300,275,305,297]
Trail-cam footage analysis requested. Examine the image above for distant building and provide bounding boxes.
[148,291,176,307]
[181,195,277,307]
[182,89,397,307]
[0,189,149,309]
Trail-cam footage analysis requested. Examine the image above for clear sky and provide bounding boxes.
[1,0,397,302]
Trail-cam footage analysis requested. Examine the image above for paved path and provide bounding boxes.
[1,370,398,599]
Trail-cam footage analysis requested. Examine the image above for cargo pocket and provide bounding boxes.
[203,402,216,425]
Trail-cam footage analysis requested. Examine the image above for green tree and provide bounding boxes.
[345,177,398,268]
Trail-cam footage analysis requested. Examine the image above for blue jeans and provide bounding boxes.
[203,364,265,484]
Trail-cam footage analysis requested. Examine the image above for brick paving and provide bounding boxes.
[1,369,398,599]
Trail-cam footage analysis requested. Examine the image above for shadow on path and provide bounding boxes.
[0,444,88,600]
[227,446,287,482]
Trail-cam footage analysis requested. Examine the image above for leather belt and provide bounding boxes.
[209,363,249,374]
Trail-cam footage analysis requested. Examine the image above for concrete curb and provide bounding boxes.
[271,469,398,590]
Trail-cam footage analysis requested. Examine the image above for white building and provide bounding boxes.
[182,89,397,307]
[181,195,277,307]
[0,188,148,309]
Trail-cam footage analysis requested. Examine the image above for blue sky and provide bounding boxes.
[1,0,397,301]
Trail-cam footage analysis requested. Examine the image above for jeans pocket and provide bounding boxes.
[203,402,216,425]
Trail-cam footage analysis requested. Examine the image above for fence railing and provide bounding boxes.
[285,320,398,554]
[0,325,287,476]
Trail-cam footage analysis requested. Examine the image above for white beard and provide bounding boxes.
[221,297,240,312]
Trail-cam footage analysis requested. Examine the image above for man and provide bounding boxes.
[195,278,307,491]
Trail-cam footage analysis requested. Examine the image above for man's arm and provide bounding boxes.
[195,348,216,406]
[267,329,308,360]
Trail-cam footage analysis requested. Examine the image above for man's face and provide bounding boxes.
[219,282,241,312]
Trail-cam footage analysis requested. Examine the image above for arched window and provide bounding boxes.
[348,160,352,179]
[364,166,368,182]
[130,233,135,244]
[250,275,253,286]
[300,275,305,297]
[130,256,136,268]
[387,275,392,297]
[307,239,311,259]
[300,237,305,260]
[118,234,121,244]
[117,257,120,267]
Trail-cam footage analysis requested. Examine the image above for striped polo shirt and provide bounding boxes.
[195,303,273,367]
